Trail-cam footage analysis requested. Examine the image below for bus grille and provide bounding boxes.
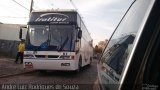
[35,55,59,58]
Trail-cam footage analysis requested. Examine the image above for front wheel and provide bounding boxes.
[75,57,82,73]
[38,70,46,74]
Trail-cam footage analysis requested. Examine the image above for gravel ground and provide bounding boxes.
[0,58,33,76]
[0,59,98,90]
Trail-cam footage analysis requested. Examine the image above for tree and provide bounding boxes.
[94,45,100,53]
[94,40,108,53]
[98,41,107,50]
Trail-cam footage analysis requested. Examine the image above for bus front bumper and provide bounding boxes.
[23,58,78,71]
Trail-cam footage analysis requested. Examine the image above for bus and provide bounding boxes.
[20,10,93,72]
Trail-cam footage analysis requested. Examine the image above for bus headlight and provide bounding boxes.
[59,55,75,60]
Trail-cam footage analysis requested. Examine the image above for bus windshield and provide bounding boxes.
[26,25,76,51]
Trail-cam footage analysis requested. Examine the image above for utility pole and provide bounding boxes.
[70,0,78,11]
[29,0,33,17]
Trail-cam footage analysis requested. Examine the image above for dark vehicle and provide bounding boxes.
[96,0,160,89]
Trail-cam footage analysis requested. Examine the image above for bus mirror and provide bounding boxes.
[19,28,22,39]
[19,27,27,40]
[78,30,82,39]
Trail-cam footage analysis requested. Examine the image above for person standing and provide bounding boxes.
[15,39,25,64]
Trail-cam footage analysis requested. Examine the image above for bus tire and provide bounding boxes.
[75,56,82,73]
[38,70,46,74]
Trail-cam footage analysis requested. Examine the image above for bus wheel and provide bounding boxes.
[38,70,46,74]
[75,56,82,73]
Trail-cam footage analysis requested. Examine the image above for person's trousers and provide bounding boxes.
[15,52,24,63]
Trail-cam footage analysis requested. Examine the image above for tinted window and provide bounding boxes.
[100,0,154,82]
[106,35,135,74]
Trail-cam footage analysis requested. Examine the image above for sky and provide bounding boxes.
[0,0,133,46]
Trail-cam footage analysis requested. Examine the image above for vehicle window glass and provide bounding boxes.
[50,25,76,51]
[29,25,49,46]
[106,35,135,74]
[28,25,76,51]
[101,0,153,81]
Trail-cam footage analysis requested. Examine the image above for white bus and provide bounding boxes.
[20,10,93,72]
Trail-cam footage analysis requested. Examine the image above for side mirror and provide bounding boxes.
[19,26,27,40]
[78,30,82,39]
[19,28,22,39]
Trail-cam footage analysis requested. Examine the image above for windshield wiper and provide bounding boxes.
[34,39,50,51]
[58,36,69,51]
